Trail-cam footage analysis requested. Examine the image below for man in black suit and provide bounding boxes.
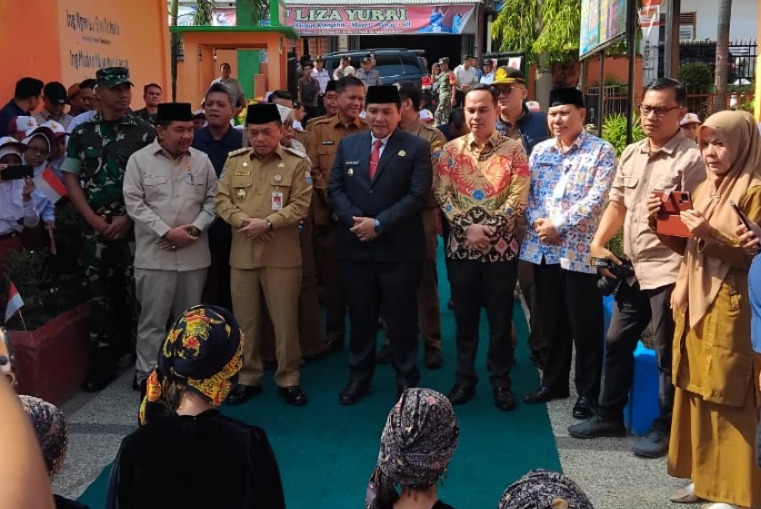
[329,86,432,405]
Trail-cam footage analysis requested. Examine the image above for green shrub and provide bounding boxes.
[678,62,712,92]
[602,113,646,157]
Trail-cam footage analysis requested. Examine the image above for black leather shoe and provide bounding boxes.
[82,370,117,393]
[572,397,597,419]
[523,386,570,404]
[278,385,307,406]
[424,347,443,369]
[376,343,391,364]
[339,380,371,405]
[447,384,475,405]
[493,387,516,411]
[226,384,263,405]
[568,415,627,439]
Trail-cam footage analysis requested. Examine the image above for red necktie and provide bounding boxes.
[369,139,382,180]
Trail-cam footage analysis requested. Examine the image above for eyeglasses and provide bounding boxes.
[492,86,513,96]
[639,105,681,117]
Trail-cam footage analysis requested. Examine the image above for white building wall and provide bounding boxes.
[681,0,758,41]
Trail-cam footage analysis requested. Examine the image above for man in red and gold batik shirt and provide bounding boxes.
[434,84,529,412]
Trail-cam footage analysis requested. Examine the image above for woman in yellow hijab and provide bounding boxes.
[663,110,761,508]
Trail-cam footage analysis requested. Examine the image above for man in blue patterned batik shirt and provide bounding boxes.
[520,87,617,421]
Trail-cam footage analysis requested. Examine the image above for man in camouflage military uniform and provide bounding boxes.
[434,57,455,126]
[61,67,155,392]
[376,83,446,369]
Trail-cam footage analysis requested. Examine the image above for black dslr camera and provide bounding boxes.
[591,257,634,296]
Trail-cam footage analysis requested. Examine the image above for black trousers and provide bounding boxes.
[533,262,604,399]
[449,258,518,389]
[598,281,675,433]
[518,260,547,362]
[340,259,421,387]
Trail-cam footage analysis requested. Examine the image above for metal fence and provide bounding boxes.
[657,39,757,83]
[583,88,755,130]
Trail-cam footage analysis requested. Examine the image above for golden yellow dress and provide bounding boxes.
[668,185,761,508]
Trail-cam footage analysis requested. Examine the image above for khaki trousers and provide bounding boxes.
[134,268,207,381]
[231,266,302,387]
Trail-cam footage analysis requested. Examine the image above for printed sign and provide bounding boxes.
[282,5,476,36]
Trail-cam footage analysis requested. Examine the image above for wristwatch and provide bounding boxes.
[266,219,273,231]
[374,219,383,234]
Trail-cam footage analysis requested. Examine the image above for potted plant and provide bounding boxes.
[1,205,89,404]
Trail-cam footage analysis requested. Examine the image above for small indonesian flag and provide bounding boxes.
[5,281,24,322]
[33,167,67,204]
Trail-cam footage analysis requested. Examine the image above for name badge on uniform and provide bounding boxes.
[272,191,283,210]
[321,141,335,145]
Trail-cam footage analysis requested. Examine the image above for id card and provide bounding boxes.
[271,191,283,210]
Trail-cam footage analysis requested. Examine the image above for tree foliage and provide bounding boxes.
[492,0,581,63]
[491,0,538,59]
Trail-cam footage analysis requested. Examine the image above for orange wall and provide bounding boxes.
[585,55,644,101]
[176,31,285,107]
[0,0,169,108]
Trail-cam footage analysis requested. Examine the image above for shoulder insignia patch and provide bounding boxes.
[228,147,251,157]
[282,146,307,158]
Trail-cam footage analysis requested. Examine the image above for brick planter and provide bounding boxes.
[9,302,90,405]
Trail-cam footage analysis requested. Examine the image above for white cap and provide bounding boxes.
[0,136,27,160]
[10,115,37,134]
[39,120,67,138]
[419,109,434,123]
[526,100,542,112]
[680,112,700,126]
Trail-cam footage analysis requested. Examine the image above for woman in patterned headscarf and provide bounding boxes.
[497,470,594,509]
[367,388,460,509]
[106,304,286,509]
[19,395,89,509]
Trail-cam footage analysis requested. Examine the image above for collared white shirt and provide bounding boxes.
[370,132,392,159]
[480,71,495,85]
[0,180,39,235]
[312,68,330,94]
[123,140,218,271]
[33,110,73,130]
[454,65,478,88]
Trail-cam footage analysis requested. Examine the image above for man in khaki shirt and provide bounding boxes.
[216,103,312,407]
[123,103,218,392]
[569,78,705,458]
[375,83,446,369]
[307,75,368,353]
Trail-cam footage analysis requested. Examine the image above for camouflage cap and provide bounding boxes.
[96,67,133,88]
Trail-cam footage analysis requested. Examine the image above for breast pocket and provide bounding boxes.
[143,174,168,201]
[317,145,336,175]
[186,172,206,199]
[231,174,253,203]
